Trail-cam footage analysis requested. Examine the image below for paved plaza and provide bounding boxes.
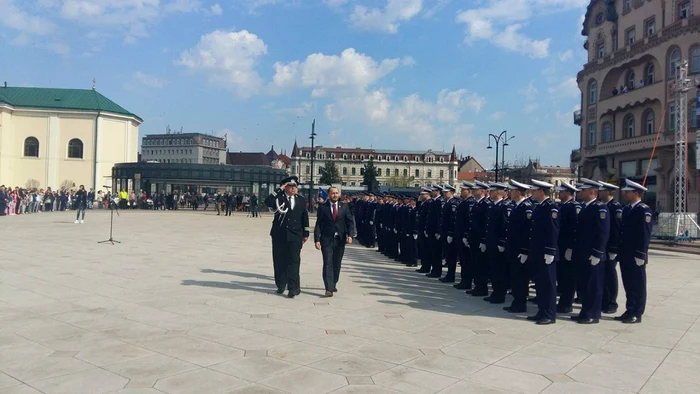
[1,210,700,394]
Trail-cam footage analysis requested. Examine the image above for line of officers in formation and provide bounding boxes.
[349,178,653,325]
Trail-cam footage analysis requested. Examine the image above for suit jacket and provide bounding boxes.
[573,199,610,263]
[265,190,310,242]
[314,200,356,244]
[528,198,560,263]
[619,202,653,263]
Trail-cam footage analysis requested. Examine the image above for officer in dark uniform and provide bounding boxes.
[454,182,476,290]
[366,194,377,248]
[375,194,386,253]
[598,181,623,314]
[438,184,461,283]
[417,188,433,273]
[555,182,581,314]
[616,179,653,324]
[571,178,610,324]
[468,181,492,296]
[482,183,509,304]
[264,176,310,298]
[503,180,534,313]
[403,197,418,267]
[526,179,559,325]
[426,186,444,278]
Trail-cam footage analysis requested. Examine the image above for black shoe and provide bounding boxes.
[577,318,599,324]
[526,314,542,321]
[614,312,630,321]
[573,297,581,304]
[536,318,556,325]
[503,306,527,313]
[570,315,581,321]
[470,289,489,297]
[453,283,471,290]
[439,276,455,283]
[332,287,338,293]
[276,288,285,294]
[622,316,642,324]
[426,273,441,278]
[602,308,618,314]
[287,290,300,298]
[488,298,506,304]
[556,306,573,314]
[406,263,417,267]
[416,267,431,273]
[527,297,537,304]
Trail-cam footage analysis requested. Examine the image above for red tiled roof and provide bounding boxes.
[278,154,291,165]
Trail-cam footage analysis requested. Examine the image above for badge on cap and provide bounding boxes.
[600,211,607,219]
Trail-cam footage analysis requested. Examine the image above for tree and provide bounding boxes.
[319,161,342,185]
[25,179,40,190]
[60,179,75,190]
[362,159,379,191]
[385,176,415,188]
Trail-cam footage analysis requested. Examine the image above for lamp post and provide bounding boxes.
[309,119,317,211]
[487,130,508,182]
[501,132,515,180]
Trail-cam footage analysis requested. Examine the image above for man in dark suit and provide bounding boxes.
[265,176,310,298]
[314,186,356,297]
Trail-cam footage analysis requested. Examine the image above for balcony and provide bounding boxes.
[570,149,581,164]
[597,80,665,117]
[574,110,582,126]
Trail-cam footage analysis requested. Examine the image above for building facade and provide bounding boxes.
[0,85,141,191]
[573,0,700,211]
[505,160,577,188]
[290,142,459,187]
[141,133,227,165]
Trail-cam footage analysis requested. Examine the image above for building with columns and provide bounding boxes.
[573,0,700,211]
[0,85,141,191]
[290,142,459,187]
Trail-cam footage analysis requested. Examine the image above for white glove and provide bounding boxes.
[479,244,486,253]
[413,234,418,240]
[462,238,468,247]
[635,258,645,266]
[519,254,528,264]
[590,256,600,266]
[369,221,373,225]
[447,236,453,244]
[380,224,383,229]
[393,229,397,234]
[565,249,572,261]
[424,231,428,238]
[498,246,505,253]
[544,255,554,265]
[435,234,440,240]
[608,253,617,261]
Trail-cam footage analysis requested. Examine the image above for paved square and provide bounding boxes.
[1,210,699,394]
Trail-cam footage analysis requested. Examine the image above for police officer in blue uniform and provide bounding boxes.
[454,182,476,290]
[482,182,509,304]
[439,184,461,283]
[571,178,610,324]
[468,181,492,296]
[598,181,624,314]
[616,179,653,324]
[417,188,433,273]
[503,180,534,313]
[555,182,581,314]
[525,180,559,325]
[426,186,444,278]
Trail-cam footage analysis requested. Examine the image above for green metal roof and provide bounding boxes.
[0,86,142,122]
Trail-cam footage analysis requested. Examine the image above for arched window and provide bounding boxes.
[645,63,655,85]
[24,137,39,157]
[377,168,382,176]
[67,138,84,158]
[624,115,635,138]
[588,80,598,104]
[691,46,700,74]
[625,70,635,88]
[644,110,655,134]
[601,122,613,143]
[669,47,681,78]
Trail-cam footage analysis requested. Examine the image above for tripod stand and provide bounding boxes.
[98,204,121,245]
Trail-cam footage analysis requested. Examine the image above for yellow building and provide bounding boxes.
[0,85,142,191]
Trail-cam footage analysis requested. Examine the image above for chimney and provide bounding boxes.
[3,82,6,88]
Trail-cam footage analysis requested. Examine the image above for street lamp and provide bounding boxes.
[309,119,317,211]
[501,133,515,180]
[487,130,510,182]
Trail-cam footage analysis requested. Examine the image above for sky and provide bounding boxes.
[1,0,591,168]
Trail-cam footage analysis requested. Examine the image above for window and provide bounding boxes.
[351,167,356,176]
[24,137,39,157]
[403,169,408,176]
[439,157,444,163]
[439,170,444,179]
[692,102,700,128]
[669,48,681,78]
[624,115,635,138]
[595,12,604,25]
[679,1,690,19]
[626,28,636,46]
[691,47,700,74]
[645,18,655,36]
[351,154,356,160]
[414,156,420,161]
[377,168,382,176]
[587,123,597,146]
[597,43,605,59]
[360,155,365,160]
[620,160,637,177]
[588,80,598,104]
[305,166,310,174]
[395,155,399,161]
[626,70,635,88]
[427,170,432,178]
[645,110,655,134]
[669,102,676,130]
[415,169,419,177]
[342,167,347,175]
[403,156,408,162]
[360,167,365,175]
[624,0,632,12]
[645,63,655,84]
[342,154,347,160]
[601,122,613,143]
[612,33,618,51]
[394,169,399,177]
[64,138,83,159]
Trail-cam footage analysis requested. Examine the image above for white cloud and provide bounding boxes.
[558,49,574,62]
[209,3,223,15]
[548,77,579,98]
[519,81,539,113]
[491,24,550,58]
[423,0,450,19]
[0,0,56,36]
[133,71,166,89]
[490,111,506,121]
[177,29,268,97]
[349,0,423,33]
[276,101,316,117]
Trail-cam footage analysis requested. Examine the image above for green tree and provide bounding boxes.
[385,176,415,187]
[319,161,342,185]
[362,159,379,189]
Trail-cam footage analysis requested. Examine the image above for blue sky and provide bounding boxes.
[2,0,590,167]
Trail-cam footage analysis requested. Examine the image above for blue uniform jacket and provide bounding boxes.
[483,199,508,249]
[528,198,560,262]
[419,199,432,234]
[606,198,623,254]
[619,202,653,262]
[470,197,491,246]
[558,199,580,252]
[427,196,444,236]
[440,197,461,238]
[506,199,533,259]
[455,196,475,242]
[574,199,610,261]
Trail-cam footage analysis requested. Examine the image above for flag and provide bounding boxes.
[318,186,328,200]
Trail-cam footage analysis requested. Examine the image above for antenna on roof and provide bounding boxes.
[92,78,96,90]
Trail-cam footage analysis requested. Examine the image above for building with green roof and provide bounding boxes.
[0,84,142,191]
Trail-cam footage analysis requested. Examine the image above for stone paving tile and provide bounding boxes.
[1,211,700,394]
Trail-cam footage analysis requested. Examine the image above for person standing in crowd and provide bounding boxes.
[616,179,653,324]
[598,181,623,315]
[439,184,461,283]
[265,176,309,298]
[503,180,534,314]
[74,185,88,224]
[467,181,491,296]
[555,182,581,314]
[482,183,509,304]
[454,182,476,290]
[314,186,356,297]
[0,186,9,216]
[250,193,259,217]
[425,186,444,278]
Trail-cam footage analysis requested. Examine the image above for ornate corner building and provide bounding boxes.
[573,0,700,211]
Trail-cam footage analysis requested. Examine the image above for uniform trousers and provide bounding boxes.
[472,247,489,292]
[509,256,530,309]
[321,238,345,291]
[488,249,508,301]
[271,237,302,292]
[418,234,431,271]
[443,240,459,279]
[619,259,647,318]
[534,260,558,319]
[430,237,443,275]
[576,258,605,320]
[601,259,619,310]
[556,249,576,309]
[457,244,473,287]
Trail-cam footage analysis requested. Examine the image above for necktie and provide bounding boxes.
[332,203,337,221]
